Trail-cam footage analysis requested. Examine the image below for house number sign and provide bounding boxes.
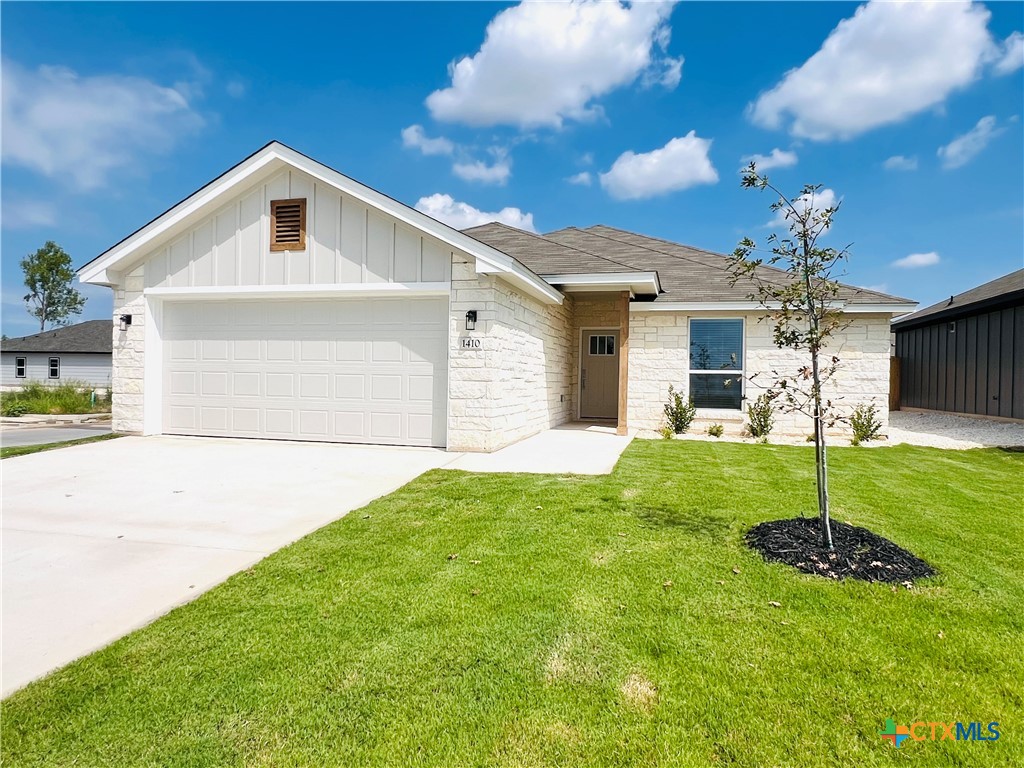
[460,337,482,349]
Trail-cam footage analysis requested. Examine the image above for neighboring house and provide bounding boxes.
[77,142,915,451]
[1,320,113,391]
[892,269,1023,421]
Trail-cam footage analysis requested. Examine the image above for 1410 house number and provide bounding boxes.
[460,337,482,349]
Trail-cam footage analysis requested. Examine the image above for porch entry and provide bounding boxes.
[579,330,620,420]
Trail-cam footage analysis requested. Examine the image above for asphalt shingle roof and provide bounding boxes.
[1,320,113,354]
[463,222,915,306]
[891,269,1024,328]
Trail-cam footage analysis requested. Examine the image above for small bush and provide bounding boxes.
[1,401,29,417]
[707,423,724,438]
[663,385,696,434]
[746,393,775,438]
[850,403,883,446]
[658,425,674,440]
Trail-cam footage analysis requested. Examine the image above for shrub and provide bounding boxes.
[1,401,29,417]
[0,380,101,415]
[746,393,775,438]
[707,423,724,438]
[663,385,696,434]
[850,403,883,446]
[658,425,674,440]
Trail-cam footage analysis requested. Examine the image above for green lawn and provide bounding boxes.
[3,441,1021,767]
[0,432,119,459]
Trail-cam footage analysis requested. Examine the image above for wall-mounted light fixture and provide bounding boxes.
[119,314,133,331]
[465,310,477,331]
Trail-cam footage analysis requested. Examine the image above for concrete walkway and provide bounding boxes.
[448,422,635,474]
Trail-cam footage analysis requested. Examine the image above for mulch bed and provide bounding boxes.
[745,517,935,583]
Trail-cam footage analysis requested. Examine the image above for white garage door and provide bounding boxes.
[161,297,448,447]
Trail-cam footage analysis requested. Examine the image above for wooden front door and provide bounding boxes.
[580,331,620,420]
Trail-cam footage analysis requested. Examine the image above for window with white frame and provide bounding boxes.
[49,357,60,379]
[688,319,743,409]
[15,357,26,378]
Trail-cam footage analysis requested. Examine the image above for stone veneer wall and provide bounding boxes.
[111,264,147,433]
[447,255,575,451]
[628,311,893,437]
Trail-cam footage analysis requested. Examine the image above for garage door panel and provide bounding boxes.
[266,373,295,397]
[162,297,447,447]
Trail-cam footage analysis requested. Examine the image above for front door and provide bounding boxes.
[580,330,620,420]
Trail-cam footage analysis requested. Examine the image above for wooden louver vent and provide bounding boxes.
[270,198,306,251]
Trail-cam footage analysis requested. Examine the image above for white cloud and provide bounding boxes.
[883,155,918,171]
[937,115,1003,169]
[225,79,247,98]
[426,0,681,128]
[769,187,839,228]
[994,31,1024,75]
[414,193,536,232]
[1,59,204,190]
[566,171,592,186]
[892,251,940,269]
[452,157,511,185]
[2,199,56,230]
[401,124,455,157]
[599,132,718,200]
[740,147,798,172]
[749,1,996,140]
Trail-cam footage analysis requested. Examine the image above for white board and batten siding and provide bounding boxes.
[0,353,112,389]
[139,168,453,289]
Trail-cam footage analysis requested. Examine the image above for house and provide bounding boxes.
[892,269,1023,421]
[1,320,112,391]
[77,141,915,451]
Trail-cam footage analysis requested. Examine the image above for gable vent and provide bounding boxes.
[270,198,307,251]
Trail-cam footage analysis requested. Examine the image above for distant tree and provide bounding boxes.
[729,165,849,550]
[21,241,86,332]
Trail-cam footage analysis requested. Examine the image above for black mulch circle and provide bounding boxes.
[745,517,936,583]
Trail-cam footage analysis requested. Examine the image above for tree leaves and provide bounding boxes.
[21,241,85,332]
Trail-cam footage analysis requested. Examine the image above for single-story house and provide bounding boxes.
[892,269,1023,421]
[77,141,915,451]
[1,320,112,391]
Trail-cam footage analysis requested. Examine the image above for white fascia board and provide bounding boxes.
[856,304,918,315]
[78,149,285,285]
[79,141,563,305]
[541,271,661,296]
[630,301,916,314]
[144,283,450,301]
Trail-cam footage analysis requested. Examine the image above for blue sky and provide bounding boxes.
[2,1,1022,336]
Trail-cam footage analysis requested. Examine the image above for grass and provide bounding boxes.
[2,441,1021,767]
[0,380,112,416]
[0,432,120,459]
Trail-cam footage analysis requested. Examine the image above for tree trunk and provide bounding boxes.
[810,348,834,550]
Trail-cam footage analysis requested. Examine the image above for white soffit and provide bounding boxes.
[630,301,917,314]
[541,272,661,297]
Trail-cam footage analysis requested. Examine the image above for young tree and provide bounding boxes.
[21,241,86,332]
[729,165,849,550]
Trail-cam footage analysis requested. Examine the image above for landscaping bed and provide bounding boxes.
[746,517,935,583]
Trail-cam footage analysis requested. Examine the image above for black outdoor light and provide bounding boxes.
[119,314,132,331]
[465,310,477,331]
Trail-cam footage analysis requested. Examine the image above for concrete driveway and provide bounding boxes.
[1,436,456,697]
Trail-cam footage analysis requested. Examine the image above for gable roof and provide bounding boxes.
[464,223,915,310]
[1,320,112,354]
[78,141,562,305]
[892,269,1024,329]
